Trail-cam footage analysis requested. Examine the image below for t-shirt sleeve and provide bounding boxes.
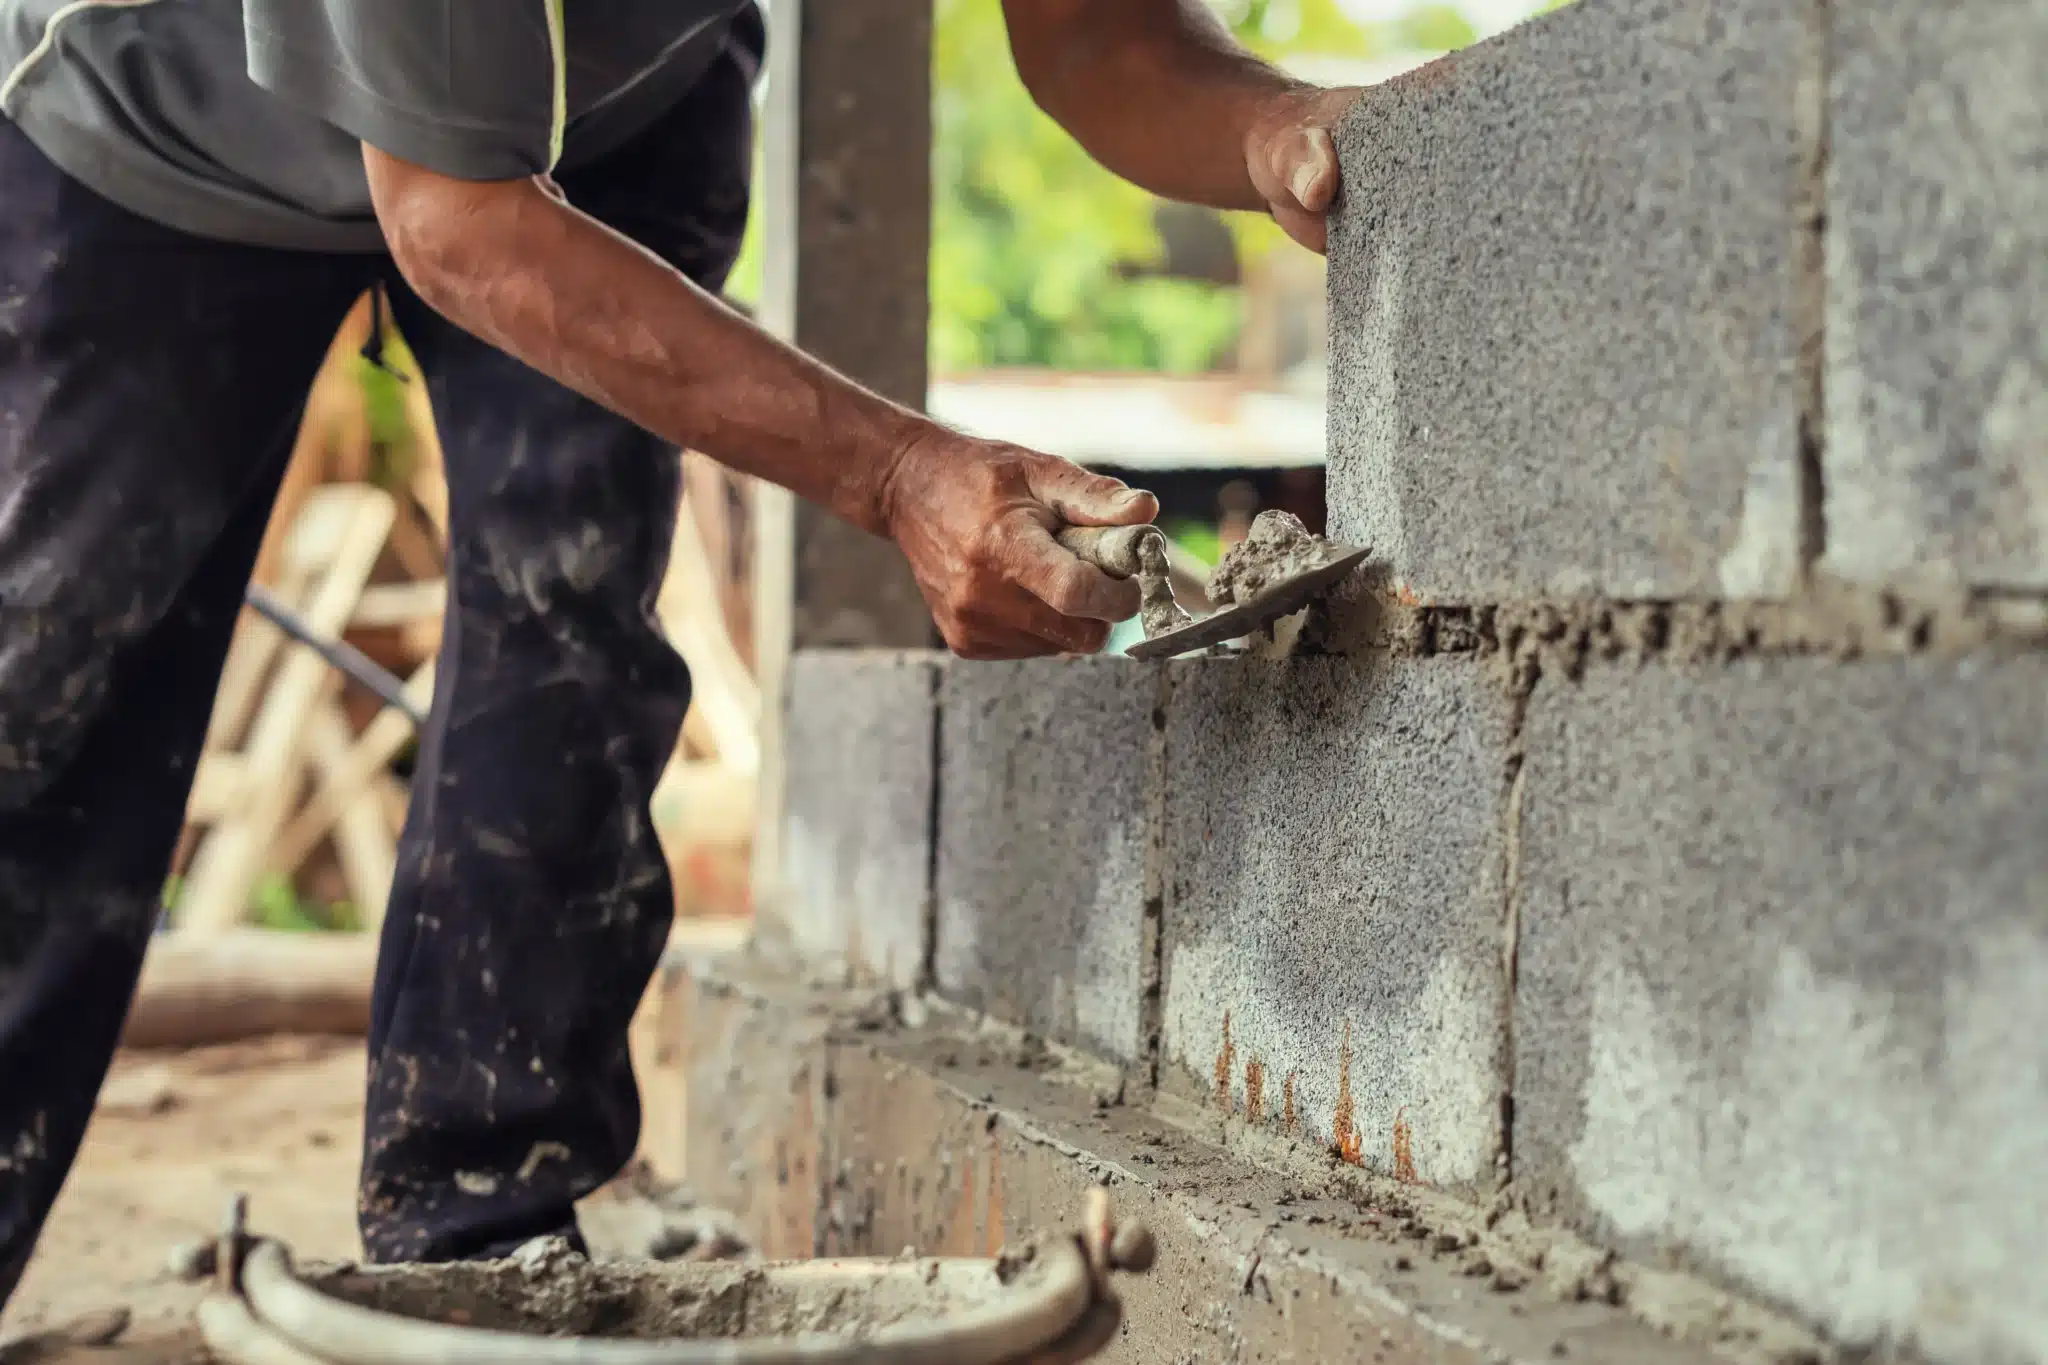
[241,0,566,180]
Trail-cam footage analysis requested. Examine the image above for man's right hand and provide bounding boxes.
[880,430,1160,660]
[363,151,1155,662]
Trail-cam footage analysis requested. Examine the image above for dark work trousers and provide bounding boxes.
[0,20,760,1301]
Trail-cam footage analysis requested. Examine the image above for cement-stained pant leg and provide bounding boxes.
[0,120,374,1304]
[356,21,759,1264]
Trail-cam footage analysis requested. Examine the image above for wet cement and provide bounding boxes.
[299,1237,1056,1343]
[1207,511,1346,610]
[1134,533,1192,640]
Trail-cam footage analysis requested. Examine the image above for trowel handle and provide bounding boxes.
[1056,525,1166,580]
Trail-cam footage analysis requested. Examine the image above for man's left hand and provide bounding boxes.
[1244,86,1362,255]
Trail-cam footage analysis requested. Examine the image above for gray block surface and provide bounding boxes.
[934,657,1157,1061]
[1822,0,2048,590]
[1516,657,2048,1364]
[1161,657,1511,1188]
[781,650,939,987]
[1327,0,1812,602]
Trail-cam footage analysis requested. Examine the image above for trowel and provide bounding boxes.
[1057,513,1370,661]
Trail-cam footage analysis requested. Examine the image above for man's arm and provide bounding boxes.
[1003,0,1359,252]
[365,151,1154,661]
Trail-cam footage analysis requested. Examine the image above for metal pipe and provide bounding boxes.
[244,585,427,726]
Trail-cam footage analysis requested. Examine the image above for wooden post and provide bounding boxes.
[750,0,938,916]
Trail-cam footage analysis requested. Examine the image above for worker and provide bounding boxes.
[0,0,1357,1302]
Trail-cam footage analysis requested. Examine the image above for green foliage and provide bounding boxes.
[931,0,1245,373]
[1395,3,1479,50]
[250,873,363,933]
[354,316,422,490]
[161,872,360,932]
[1166,518,1224,568]
[1219,0,1379,57]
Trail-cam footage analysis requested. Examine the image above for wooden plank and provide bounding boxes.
[177,487,396,934]
[303,702,398,928]
[186,754,249,824]
[269,661,432,880]
[351,579,445,629]
[122,929,377,1048]
[657,508,759,774]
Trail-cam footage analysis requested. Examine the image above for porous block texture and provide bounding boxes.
[1516,657,2048,1364]
[780,650,939,986]
[1822,0,2048,590]
[1327,0,1813,602]
[934,658,1158,1061]
[1161,657,1512,1189]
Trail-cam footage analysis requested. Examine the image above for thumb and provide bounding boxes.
[1272,124,1339,214]
[1027,458,1159,528]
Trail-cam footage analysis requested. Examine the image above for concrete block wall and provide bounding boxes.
[779,651,937,987]
[1326,0,1817,603]
[932,657,1157,1062]
[1822,2,2048,591]
[1159,657,1512,1189]
[765,0,2047,1360]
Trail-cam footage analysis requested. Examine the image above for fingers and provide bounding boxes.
[937,588,1113,661]
[1008,522,1143,622]
[1262,123,1337,254]
[895,441,1155,660]
[1270,198,1330,255]
[1027,460,1159,528]
[1273,124,1340,214]
[1247,87,1359,256]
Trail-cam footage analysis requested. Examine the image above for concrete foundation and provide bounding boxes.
[672,958,1785,1365]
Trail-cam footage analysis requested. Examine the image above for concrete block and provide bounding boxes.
[1327,0,1814,602]
[1161,657,1512,1189]
[1516,656,2048,1364]
[933,658,1157,1062]
[1822,0,2048,590]
[781,650,939,987]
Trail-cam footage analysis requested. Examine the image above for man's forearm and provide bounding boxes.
[1004,0,1307,210]
[368,159,921,536]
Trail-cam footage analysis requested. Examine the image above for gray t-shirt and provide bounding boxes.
[0,0,745,251]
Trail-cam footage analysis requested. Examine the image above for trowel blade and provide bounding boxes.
[1123,544,1371,661]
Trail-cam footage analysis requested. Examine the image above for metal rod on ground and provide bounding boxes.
[244,584,428,726]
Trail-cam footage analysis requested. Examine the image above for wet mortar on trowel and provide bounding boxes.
[1135,509,1341,646]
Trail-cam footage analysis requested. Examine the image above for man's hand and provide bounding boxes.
[1005,1,1362,253]
[1244,86,1362,255]
[881,433,1160,660]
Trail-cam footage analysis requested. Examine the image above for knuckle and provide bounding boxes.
[1042,569,1089,618]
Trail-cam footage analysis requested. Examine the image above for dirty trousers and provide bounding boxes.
[0,31,757,1302]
